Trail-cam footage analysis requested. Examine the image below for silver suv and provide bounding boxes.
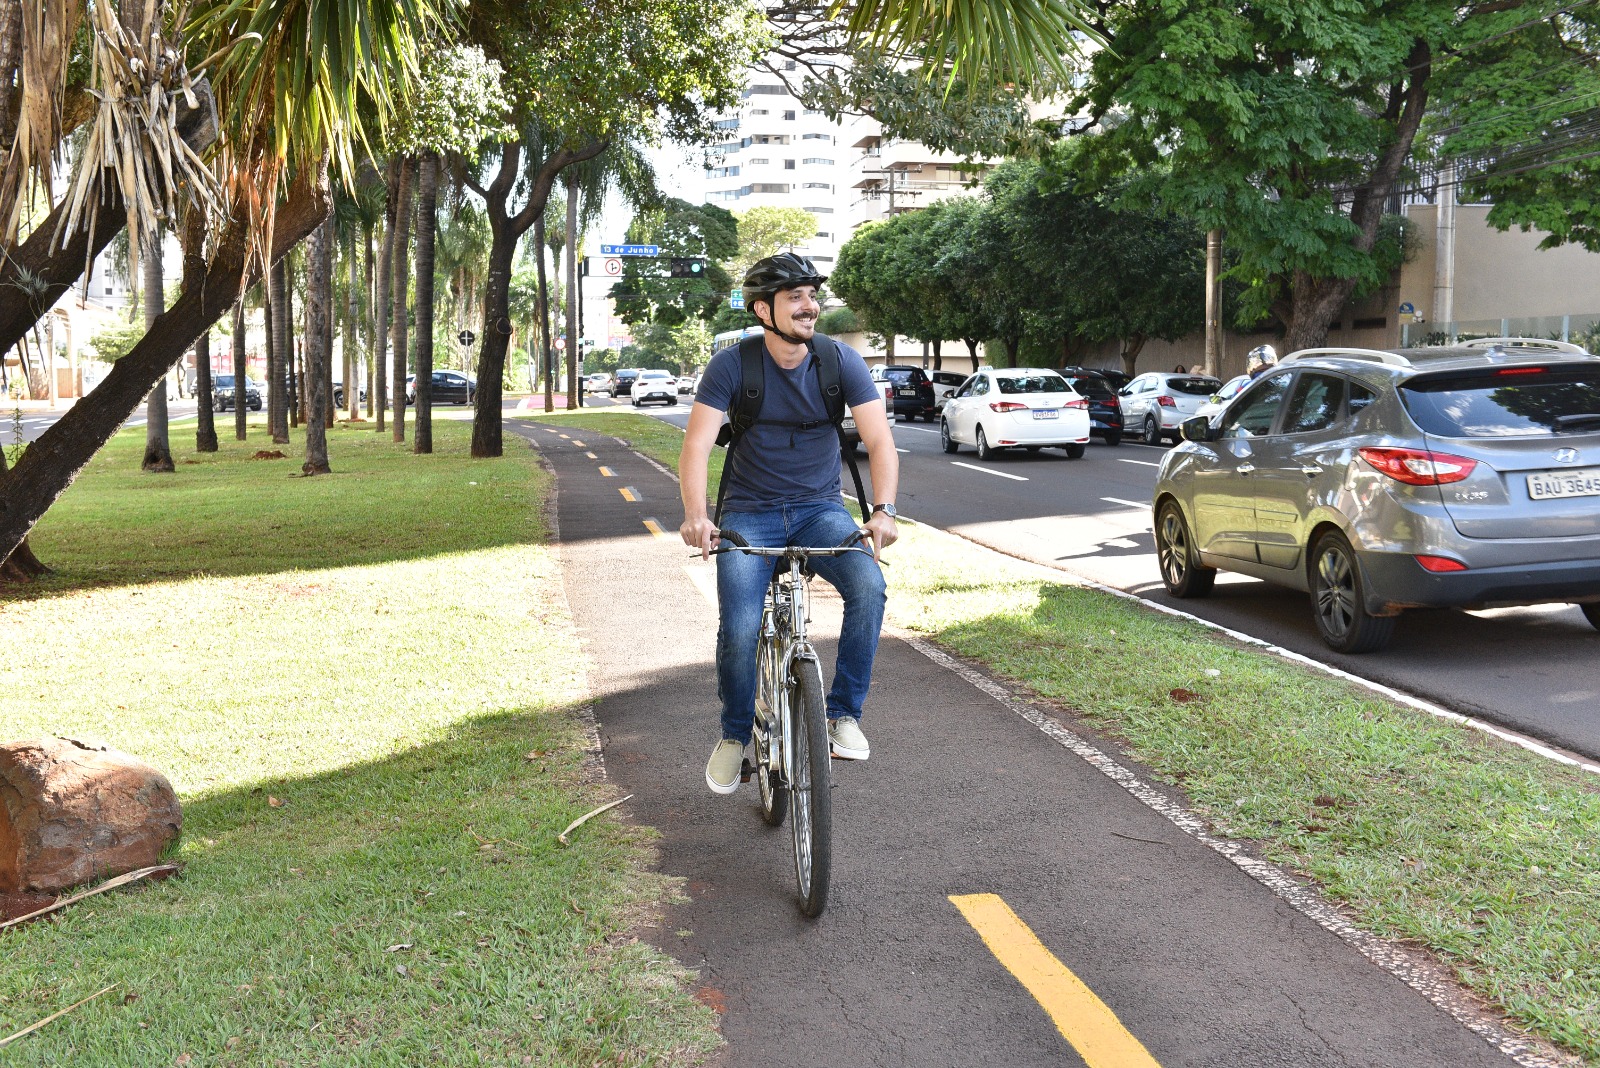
[1151,338,1600,652]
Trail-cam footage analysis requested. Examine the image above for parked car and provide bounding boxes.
[613,369,642,397]
[1097,368,1133,392]
[1151,338,1600,653]
[584,372,613,396]
[404,370,476,406]
[869,364,938,421]
[332,382,367,409]
[678,372,701,394]
[1120,372,1223,445]
[1059,367,1125,445]
[1194,374,1253,422]
[631,370,679,407]
[211,373,261,412]
[939,367,1092,459]
[930,370,966,412]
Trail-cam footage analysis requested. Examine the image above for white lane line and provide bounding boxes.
[897,424,940,434]
[895,630,1572,1068]
[896,447,909,454]
[1102,497,1149,510]
[1118,458,1161,468]
[952,462,1028,482]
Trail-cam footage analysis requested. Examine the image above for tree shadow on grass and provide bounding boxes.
[0,706,716,1067]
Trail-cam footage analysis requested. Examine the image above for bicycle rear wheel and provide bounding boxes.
[789,657,832,917]
[754,633,789,828]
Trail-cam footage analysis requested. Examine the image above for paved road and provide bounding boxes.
[10,401,200,443]
[517,417,1533,1068]
[592,395,1600,764]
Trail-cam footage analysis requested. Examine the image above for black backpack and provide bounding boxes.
[712,333,871,527]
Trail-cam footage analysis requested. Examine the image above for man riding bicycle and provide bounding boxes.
[679,253,900,795]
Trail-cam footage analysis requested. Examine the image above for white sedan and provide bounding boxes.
[939,367,1092,460]
[631,370,679,407]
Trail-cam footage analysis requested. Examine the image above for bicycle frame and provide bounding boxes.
[756,555,820,795]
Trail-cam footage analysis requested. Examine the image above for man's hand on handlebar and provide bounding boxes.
[862,511,898,560]
[681,515,719,560]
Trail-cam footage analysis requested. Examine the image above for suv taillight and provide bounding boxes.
[989,401,1029,413]
[1359,447,1479,486]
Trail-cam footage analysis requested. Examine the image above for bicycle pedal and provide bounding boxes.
[739,758,756,783]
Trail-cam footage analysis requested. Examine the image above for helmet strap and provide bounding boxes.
[756,299,809,347]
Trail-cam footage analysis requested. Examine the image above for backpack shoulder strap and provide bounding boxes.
[808,334,871,525]
[712,335,767,526]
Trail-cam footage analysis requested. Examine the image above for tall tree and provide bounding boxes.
[231,299,247,442]
[303,216,333,474]
[140,228,174,472]
[268,258,290,443]
[413,152,439,452]
[733,205,819,276]
[391,157,415,443]
[373,157,400,433]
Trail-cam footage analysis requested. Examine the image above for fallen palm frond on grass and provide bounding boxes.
[542,410,1600,1064]
[0,420,718,1067]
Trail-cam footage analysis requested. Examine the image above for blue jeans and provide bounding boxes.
[716,500,887,744]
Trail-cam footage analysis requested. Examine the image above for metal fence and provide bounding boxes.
[1401,312,1600,351]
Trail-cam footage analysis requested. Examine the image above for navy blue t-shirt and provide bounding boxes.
[696,337,878,512]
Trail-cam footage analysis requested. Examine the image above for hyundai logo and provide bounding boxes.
[1554,447,1581,464]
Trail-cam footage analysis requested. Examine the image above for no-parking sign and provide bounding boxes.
[603,257,623,276]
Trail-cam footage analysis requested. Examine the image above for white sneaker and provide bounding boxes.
[829,717,870,760]
[705,739,745,794]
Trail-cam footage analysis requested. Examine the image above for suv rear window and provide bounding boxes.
[883,368,925,385]
[1401,367,1600,438]
[1064,375,1113,399]
[997,374,1068,394]
[214,375,234,387]
[1167,376,1221,396]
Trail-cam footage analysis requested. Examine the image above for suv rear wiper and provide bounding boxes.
[1553,413,1600,432]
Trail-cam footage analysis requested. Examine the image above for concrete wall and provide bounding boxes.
[1400,203,1600,328]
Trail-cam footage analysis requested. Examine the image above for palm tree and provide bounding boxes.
[373,156,400,433]
[231,298,247,442]
[390,156,415,443]
[413,151,439,454]
[303,215,332,474]
[140,227,174,472]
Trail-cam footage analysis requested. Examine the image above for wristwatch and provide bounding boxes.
[872,503,898,519]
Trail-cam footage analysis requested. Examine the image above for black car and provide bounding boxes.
[871,365,937,421]
[613,369,641,397]
[211,374,261,412]
[1060,367,1124,445]
[404,370,476,406]
[332,382,367,409]
[1096,368,1133,393]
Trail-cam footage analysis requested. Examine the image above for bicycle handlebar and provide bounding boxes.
[701,527,878,560]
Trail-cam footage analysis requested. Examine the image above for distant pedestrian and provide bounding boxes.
[1173,364,1187,374]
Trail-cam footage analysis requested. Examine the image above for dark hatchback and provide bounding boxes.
[1060,367,1125,445]
[613,369,641,397]
[872,365,937,420]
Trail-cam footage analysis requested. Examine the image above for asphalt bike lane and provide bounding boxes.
[513,417,1530,1068]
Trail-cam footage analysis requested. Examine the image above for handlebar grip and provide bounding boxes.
[718,529,750,548]
[839,528,868,549]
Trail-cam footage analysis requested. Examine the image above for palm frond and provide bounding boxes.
[836,0,1100,88]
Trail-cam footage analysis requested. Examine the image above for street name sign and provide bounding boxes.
[600,244,660,257]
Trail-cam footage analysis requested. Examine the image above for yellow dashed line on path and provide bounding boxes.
[559,434,570,439]
[572,440,585,447]
[586,451,598,459]
[642,518,668,540]
[620,487,639,502]
[950,894,1161,1068]
[599,466,615,477]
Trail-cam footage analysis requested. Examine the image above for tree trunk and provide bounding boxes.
[268,258,290,443]
[1283,273,1361,351]
[0,169,331,568]
[0,183,128,362]
[1002,337,1019,368]
[964,338,978,364]
[468,137,608,458]
[0,446,49,583]
[232,300,247,441]
[141,229,175,472]
[565,173,579,410]
[193,330,216,452]
[534,212,550,408]
[413,152,438,454]
[303,217,332,474]
[374,157,398,433]
[932,338,942,371]
[1121,333,1148,377]
[345,229,360,421]
[185,208,218,453]
[391,156,414,443]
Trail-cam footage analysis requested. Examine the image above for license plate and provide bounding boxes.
[1032,409,1059,420]
[897,389,916,397]
[1528,467,1600,500]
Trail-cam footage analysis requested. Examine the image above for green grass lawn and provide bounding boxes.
[1,419,718,1066]
[537,411,1600,1064]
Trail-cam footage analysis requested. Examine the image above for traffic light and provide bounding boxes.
[669,257,706,279]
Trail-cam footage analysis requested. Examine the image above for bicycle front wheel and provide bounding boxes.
[754,633,789,828]
[789,657,832,918]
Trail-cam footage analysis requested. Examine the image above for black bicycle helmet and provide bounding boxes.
[741,253,828,311]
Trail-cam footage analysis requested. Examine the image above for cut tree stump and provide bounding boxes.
[0,738,181,893]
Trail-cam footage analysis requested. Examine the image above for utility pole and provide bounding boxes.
[1433,161,1457,343]
[1204,230,1222,377]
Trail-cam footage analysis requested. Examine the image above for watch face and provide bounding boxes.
[876,504,897,518]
